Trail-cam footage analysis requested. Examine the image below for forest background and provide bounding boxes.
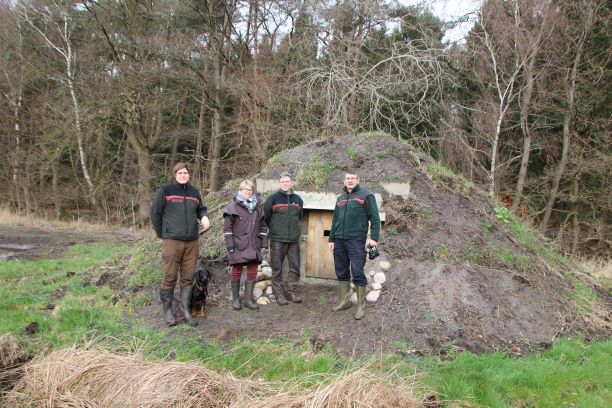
[0,0,609,260]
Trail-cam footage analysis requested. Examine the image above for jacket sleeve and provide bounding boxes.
[298,196,304,220]
[223,211,235,251]
[150,187,165,238]
[329,205,338,243]
[263,195,273,225]
[259,209,269,248]
[366,194,381,242]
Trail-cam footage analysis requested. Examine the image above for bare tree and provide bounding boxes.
[21,0,97,207]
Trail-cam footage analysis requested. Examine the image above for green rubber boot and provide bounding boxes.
[354,286,366,320]
[332,281,352,312]
[244,281,260,311]
[231,280,242,310]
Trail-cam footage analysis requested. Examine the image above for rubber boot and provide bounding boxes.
[243,281,260,311]
[332,281,352,312]
[159,288,177,326]
[231,280,242,310]
[354,286,366,320]
[179,286,198,327]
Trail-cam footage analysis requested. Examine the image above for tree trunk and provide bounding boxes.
[570,175,580,254]
[540,13,588,230]
[513,56,536,213]
[125,126,151,226]
[170,95,187,167]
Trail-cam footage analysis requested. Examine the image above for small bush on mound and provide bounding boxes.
[6,347,423,408]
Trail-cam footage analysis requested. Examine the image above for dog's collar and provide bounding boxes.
[194,281,204,291]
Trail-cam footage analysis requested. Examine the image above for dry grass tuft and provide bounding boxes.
[251,366,423,408]
[0,208,109,231]
[0,335,26,370]
[6,347,425,408]
[0,335,29,394]
[5,347,267,408]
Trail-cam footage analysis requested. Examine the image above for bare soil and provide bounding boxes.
[4,135,610,356]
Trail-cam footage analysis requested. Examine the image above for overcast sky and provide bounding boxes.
[401,0,482,43]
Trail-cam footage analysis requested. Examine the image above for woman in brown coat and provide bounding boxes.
[223,180,268,311]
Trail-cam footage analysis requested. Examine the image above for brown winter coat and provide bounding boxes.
[223,198,269,265]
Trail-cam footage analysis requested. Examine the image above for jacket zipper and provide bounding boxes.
[183,184,188,236]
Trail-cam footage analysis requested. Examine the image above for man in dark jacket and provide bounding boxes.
[151,162,210,327]
[264,172,304,305]
[328,170,380,320]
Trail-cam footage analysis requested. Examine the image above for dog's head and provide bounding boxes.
[194,262,212,287]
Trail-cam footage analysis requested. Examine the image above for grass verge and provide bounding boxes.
[1,241,610,407]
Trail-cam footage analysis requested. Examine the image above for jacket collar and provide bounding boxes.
[342,184,361,194]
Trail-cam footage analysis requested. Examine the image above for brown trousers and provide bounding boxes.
[161,238,199,289]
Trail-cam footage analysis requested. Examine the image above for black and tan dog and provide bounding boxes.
[190,260,212,319]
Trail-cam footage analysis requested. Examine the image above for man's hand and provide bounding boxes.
[200,216,210,231]
[328,242,335,251]
[368,239,377,248]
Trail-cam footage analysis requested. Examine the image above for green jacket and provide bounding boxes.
[264,189,304,243]
[329,184,380,242]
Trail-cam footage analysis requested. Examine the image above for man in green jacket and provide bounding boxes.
[328,170,380,320]
[264,172,304,305]
[151,162,210,326]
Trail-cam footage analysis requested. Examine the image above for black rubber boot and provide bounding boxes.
[179,286,197,327]
[244,281,260,311]
[231,280,242,310]
[355,286,366,320]
[159,288,177,326]
[332,281,352,312]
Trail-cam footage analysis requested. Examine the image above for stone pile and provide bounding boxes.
[350,259,391,304]
[234,258,393,306]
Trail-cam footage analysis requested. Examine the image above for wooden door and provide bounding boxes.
[306,210,336,279]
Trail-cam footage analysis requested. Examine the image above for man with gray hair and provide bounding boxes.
[264,172,304,305]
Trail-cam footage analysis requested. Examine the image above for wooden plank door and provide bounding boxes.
[306,210,336,279]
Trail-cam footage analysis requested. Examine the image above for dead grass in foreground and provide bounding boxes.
[4,347,424,407]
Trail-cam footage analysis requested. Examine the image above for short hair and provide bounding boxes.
[172,162,189,175]
[345,169,358,177]
[279,171,292,180]
[239,179,254,191]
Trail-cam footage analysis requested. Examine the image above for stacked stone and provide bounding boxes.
[350,259,391,304]
[253,261,274,305]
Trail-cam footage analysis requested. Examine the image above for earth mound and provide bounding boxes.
[144,134,610,355]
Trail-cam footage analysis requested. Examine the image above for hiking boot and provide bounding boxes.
[244,280,260,311]
[272,281,288,306]
[231,280,242,310]
[159,288,177,326]
[275,290,289,305]
[354,286,366,320]
[285,290,302,303]
[332,281,352,312]
[179,286,197,327]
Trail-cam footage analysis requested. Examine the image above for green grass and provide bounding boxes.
[417,338,612,408]
[0,243,130,352]
[2,241,610,407]
[297,155,335,189]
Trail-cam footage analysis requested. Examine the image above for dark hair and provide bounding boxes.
[345,169,358,177]
[279,171,292,180]
[172,162,189,175]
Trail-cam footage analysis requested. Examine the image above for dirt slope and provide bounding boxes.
[140,134,610,355]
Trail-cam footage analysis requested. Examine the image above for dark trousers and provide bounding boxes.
[333,238,367,286]
[270,240,301,293]
[161,238,199,289]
